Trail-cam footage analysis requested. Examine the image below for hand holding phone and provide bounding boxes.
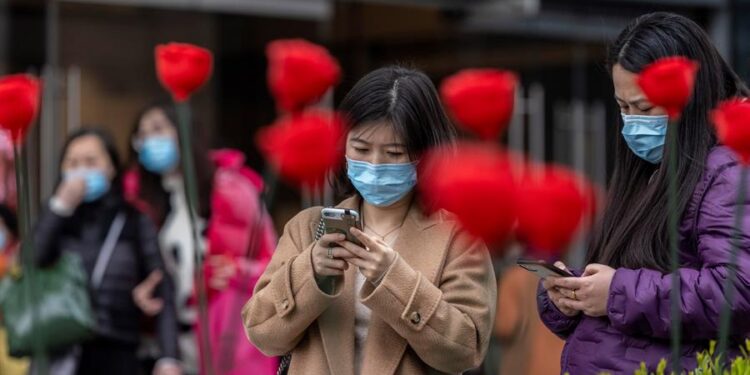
[517,259,574,278]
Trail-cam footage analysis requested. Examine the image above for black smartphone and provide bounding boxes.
[517,259,574,278]
[321,208,363,247]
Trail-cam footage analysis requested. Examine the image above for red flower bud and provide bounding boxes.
[419,142,518,248]
[712,98,750,165]
[636,57,698,120]
[155,43,213,102]
[440,69,517,140]
[0,74,41,143]
[516,165,596,256]
[257,109,346,188]
[267,39,341,113]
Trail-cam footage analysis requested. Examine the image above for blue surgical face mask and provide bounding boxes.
[346,158,417,207]
[139,136,179,174]
[621,113,668,164]
[65,169,111,202]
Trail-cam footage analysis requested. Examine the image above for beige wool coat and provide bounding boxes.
[242,196,497,374]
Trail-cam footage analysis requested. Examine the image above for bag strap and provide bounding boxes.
[314,216,325,241]
[90,212,127,289]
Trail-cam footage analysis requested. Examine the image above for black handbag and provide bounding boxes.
[276,217,325,375]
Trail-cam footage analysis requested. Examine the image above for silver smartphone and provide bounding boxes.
[321,208,363,247]
[517,259,574,278]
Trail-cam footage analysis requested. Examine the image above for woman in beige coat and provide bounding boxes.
[243,66,497,375]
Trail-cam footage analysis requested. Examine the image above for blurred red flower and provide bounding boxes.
[267,39,341,113]
[712,98,750,165]
[419,142,518,248]
[440,69,517,140]
[0,74,41,143]
[515,165,595,256]
[256,109,346,188]
[155,43,213,102]
[636,57,698,120]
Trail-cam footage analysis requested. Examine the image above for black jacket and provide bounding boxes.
[33,191,179,359]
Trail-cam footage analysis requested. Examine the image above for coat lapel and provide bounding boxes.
[360,204,451,374]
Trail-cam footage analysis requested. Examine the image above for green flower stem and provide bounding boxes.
[667,119,681,374]
[175,102,214,375]
[13,142,47,374]
[716,166,747,362]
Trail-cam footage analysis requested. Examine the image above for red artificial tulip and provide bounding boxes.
[419,142,518,247]
[257,109,345,188]
[440,69,517,140]
[712,98,750,165]
[0,74,41,143]
[515,165,595,256]
[266,39,341,113]
[155,43,213,102]
[636,57,699,120]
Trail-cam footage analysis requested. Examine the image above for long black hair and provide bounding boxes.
[128,100,214,225]
[587,12,749,272]
[332,65,457,198]
[59,127,123,194]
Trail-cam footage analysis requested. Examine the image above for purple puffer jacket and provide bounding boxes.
[538,146,750,375]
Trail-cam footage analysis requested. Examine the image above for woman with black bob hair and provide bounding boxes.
[539,12,750,374]
[243,66,497,374]
[33,128,180,375]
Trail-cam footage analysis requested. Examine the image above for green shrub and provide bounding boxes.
[564,341,750,375]
[631,340,750,375]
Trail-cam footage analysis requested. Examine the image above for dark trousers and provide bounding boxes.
[77,339,139,375]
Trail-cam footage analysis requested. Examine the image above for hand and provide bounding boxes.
[133,270,164,317]
[208,255,237,290]
[339,227,397,283]
[54,177,86,209]
[312,233,355,277]
[541,262,580,317]
[153,362,182,375]
[550,263,616,317]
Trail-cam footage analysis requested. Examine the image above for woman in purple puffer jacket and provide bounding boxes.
[538,12,750,374]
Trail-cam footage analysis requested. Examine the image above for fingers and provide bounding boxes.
[582,263,603,276]
[558,297,586,312]
[345,256,370,269]
[541,278,557,290]
[338,239,371,259]
[319,233,346,247]
[330,248,357,259]
[144,270,164,287]
[551,276,584,290]
[142,299,164,316]
[350,227,377,250]
[320,258,348,271]
[556,287,577,300]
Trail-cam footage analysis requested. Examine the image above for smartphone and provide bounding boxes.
[517,259,574,278]
[321,208,363,247]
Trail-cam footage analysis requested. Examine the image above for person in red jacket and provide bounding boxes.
[125,101,278,375]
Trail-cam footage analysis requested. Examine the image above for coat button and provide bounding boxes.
[281,299,289,310]
[410,311,421,325]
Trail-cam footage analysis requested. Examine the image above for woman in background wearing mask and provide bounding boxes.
[33,128,180,375]
[125,102,277,374]
[538,12,750,374]
[243,66,497,374]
